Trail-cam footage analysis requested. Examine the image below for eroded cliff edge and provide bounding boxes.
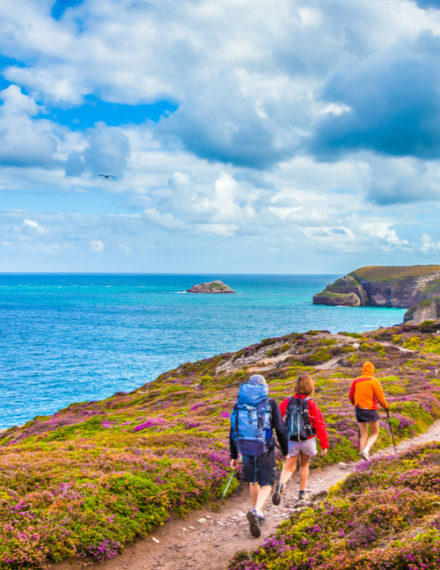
[313,265,440,308]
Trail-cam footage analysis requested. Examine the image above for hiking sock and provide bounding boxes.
[363,445,370,454]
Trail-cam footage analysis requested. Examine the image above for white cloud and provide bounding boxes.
[421,233,440,252]
[143,208,187,230]
[66,123,130,178]
[0,85,63,167]
[195,223,238,236]
[23,218,48,235]
[89,240,104,253]
[298,7,322,27]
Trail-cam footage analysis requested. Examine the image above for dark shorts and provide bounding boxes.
[242,448,276,486]
[356,407,380,423]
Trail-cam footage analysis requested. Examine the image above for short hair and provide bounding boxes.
[295,374,314,396]
[249,374,267,388]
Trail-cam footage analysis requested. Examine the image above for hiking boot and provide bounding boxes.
[272,484,283,505]
[360,449,370,461]
[246,509,264,538]
[297,490,312,505]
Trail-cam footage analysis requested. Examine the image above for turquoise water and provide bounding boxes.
[0,274,405,429]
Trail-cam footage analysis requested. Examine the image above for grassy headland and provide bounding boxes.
[2,321,440,567]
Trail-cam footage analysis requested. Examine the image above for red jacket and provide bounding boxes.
[279,394,329,449]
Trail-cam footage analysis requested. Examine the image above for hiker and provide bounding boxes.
[349,360,389,461]
[229,374,288,538]
[275,374,329,504]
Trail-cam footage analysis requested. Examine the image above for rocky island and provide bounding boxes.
[186,280,235,293]
[313,265,440,309]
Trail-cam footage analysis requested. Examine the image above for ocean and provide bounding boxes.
[0,274,405,429]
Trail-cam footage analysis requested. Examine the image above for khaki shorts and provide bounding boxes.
[288,437,317,458]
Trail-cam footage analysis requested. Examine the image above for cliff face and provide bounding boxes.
[313,265,440,308]
[404,297,440,324]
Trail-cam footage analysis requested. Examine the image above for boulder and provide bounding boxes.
[186,280,235,294]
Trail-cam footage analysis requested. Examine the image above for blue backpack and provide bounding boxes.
[285,396,316,442]
[230,382,272,456]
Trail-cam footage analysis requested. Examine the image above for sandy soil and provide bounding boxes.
[50,420,440,570]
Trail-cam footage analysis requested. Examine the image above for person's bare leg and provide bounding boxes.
[255,485,272,513]
[281,455,298,485]
[299,453,311,491]
[249,482,260,506]
[358,422,368,451]
[364,421,379,453]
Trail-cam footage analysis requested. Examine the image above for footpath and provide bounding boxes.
[52,419,440,570]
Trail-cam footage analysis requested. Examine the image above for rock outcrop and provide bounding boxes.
[404,296,440,324]
[313,265,440,308]
[186,280,235,293]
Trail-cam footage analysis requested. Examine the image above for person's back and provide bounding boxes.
[349,361,388,411]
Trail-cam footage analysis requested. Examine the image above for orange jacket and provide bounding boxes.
[349,361,388,410]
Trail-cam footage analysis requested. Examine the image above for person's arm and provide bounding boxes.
[279,397,290,418]
[349,380,356,405]
[372,379,388,410]
[229,425,238,460]
[270,399,289,456]
[308,400,329,450]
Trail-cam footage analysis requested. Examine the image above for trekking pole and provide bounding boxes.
[221,466,238,499]
[222,458,241,499]
[386,409,397,454]
[272,458,286,506]
[222,470,235,499]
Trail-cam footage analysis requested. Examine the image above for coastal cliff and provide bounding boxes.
[313,265,440,308]
[404,296,440,324]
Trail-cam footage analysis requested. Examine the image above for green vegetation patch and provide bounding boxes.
[351,264,440,281]
[229,443,440,569]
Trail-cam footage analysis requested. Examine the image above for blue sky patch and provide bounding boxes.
[51,0,84,21]
[0,54,24,91]
[37,96,178,129]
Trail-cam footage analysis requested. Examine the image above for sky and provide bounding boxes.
[1,0,440,274]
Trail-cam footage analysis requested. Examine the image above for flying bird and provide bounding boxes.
[99,174,116,180]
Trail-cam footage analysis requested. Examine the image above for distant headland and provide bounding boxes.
[313,265,440,323]
[186,280,235,293]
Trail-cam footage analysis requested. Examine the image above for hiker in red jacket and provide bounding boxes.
[274,374,329,504]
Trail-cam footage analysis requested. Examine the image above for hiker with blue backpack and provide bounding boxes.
[229,374,289,538]
[273,374,329,505]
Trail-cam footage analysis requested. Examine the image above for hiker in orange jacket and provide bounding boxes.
[349,361,389,461]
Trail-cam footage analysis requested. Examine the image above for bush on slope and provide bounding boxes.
[229,442,440,570]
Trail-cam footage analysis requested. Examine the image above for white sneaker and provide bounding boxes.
[360,449,370,461]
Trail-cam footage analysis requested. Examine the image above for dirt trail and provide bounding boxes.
[51,421,440,570]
